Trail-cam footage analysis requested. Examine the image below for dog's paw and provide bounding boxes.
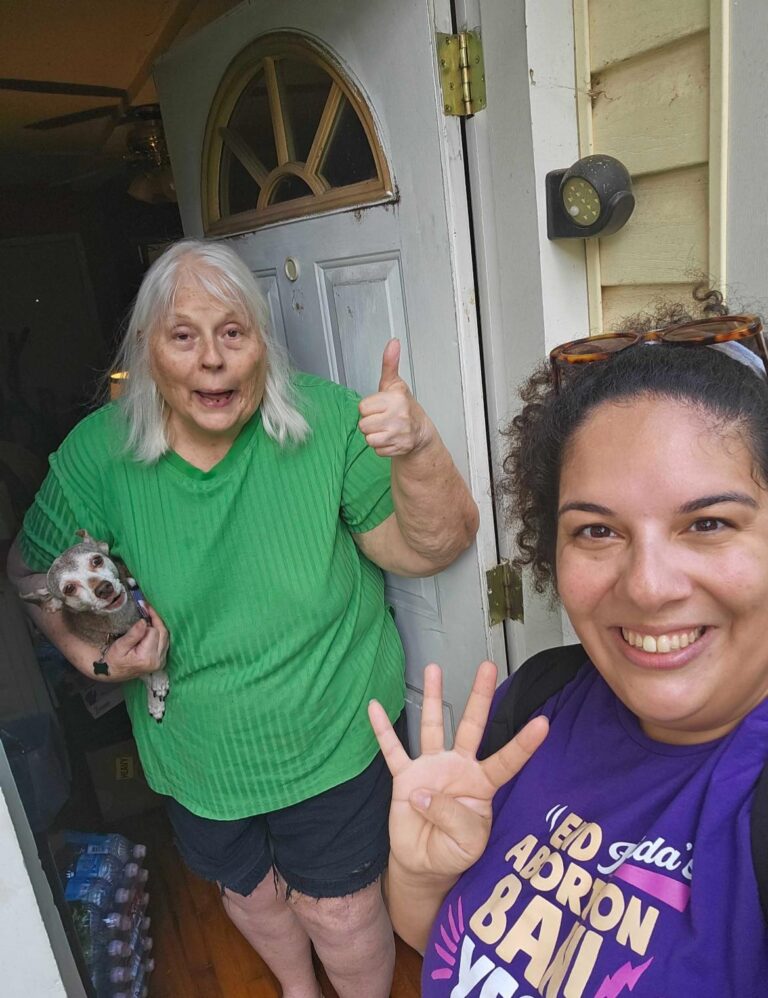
[147,694,166,722]
[148,670,170,701]
[144,670,169,722]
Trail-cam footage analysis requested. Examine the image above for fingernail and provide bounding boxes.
[412,790,431,809]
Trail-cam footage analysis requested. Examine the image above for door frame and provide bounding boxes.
[456,0,590,660]
[431,0,507,672]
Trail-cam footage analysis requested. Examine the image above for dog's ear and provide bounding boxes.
[19,588,64,613]
[75,529,109,554]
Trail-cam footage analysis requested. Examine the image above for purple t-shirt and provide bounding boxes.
[421,664,768,996]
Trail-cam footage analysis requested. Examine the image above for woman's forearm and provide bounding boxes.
[22,600,106,679]
[390,430,479,569]
[383,857,458,954]
[356,339,478,571]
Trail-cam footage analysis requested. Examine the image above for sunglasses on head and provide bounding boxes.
[549,314,768,392]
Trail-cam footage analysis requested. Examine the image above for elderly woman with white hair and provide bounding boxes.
[9,238,479,998]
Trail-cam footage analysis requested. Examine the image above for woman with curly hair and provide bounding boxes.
[370,300,768,995]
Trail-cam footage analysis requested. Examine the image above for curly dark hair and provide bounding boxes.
[498,295,768,596]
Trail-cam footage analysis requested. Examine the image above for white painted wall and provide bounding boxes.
[0,744,86,998]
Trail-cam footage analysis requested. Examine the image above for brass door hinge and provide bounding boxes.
[437,30,486,117]
[486,561,524,625]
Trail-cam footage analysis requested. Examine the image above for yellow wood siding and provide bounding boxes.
[592,33,709,177]
[599,166,709,287]
[575,0,724,331]
[602,284,698,330]
[589,0,708,71]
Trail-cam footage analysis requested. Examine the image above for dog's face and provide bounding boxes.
[22,530,127,615]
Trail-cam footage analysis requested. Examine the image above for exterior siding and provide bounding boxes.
[575,0,721,330]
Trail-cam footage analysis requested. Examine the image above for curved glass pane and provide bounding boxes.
[206,36,393,231]
[221,146,261,214]
[278,57,333,163]
[269,174,314,204]
[320,95,377,188]
[227,70,277,173]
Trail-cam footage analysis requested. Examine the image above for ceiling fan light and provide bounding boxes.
[127,171,159,203]
[127,167,176,204]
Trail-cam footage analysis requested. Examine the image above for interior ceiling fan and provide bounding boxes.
[0,77,177,202]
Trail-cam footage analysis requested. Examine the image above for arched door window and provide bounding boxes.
[202,33,394,234]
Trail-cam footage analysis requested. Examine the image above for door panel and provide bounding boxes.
[318,254,415,393]
[254,272,290,354]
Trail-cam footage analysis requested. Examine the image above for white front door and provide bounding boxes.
[156,0,505,741]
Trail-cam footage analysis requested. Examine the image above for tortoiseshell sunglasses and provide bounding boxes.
[549,314,768,392]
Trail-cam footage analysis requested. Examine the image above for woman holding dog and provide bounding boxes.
[369,304,768,994]
[9,239,478,998]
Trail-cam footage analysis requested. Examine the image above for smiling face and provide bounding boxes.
[556,395,768,744]
[149,275,267,465]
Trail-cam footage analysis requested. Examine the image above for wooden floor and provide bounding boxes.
[126,810,423,998]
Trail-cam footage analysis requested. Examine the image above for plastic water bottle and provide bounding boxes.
[70,901,131,941]
[86,934,129,964]
[70,903,130,977]
[64,830,147,863]
[107,964,133,984]
[83,936,130,965]
[85,940,134,997]
[113,964,148,998]
[68,853,140,884]
[120,884,150,922]
[128,949,143,979]
[103,910,132,934]
[64,876,130,909]
[127,912,151,952]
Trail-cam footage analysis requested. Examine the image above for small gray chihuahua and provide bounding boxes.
[21,530,169,721]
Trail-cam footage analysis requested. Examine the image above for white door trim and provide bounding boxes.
[456,0,590,661]
[726,0,764,302]
[430,0,506,672]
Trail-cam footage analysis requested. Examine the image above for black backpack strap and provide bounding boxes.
[751,760,768,925]
[479,643,588,759]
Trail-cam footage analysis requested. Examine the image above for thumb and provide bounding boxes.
[409,788,489,853]
[378,338,401,391]
[115,617,149,650]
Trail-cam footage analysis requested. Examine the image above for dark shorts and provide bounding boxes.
[165,713,407,899]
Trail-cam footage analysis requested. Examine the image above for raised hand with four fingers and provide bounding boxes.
[368,660,548,881]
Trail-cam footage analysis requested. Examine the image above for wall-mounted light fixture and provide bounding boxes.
[546,154,634,239]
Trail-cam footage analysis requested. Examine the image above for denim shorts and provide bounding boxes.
[165,713,407,899]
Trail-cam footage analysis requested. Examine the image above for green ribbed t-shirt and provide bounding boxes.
[22,374,405,818]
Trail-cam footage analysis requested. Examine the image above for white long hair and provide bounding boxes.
[112,239,309,463]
